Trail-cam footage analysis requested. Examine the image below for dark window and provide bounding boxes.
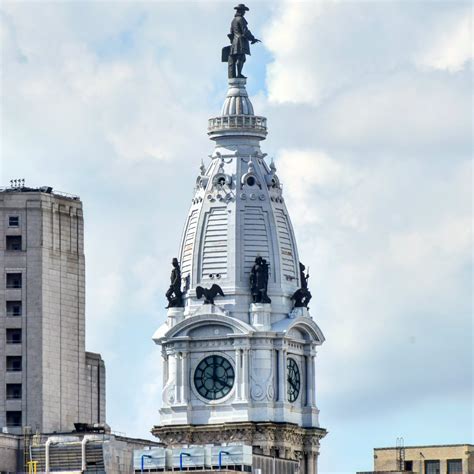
[8,216,19,227]
[6,356,22,372]
[6,273,22,289]
[6,236,22,251]
[6,411,22,427]
[246,176,256,186]
[447,460,462,474]
[6,301,22,317]
[404,461,413,470]
[6,329,22,344]
[6,384,22,400]
[425,461,440,474]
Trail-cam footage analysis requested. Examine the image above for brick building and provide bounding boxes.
[358,444,474,474]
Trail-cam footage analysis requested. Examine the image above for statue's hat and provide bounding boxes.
[234,3,250,11]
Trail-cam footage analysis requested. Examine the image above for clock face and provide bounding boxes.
[194,355,235,401]
[287,357,301,402]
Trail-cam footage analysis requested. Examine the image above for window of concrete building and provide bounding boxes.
[6,411,22,427]
[6,235,22,251]
[6,301,22,317]
[6,273,22,289]
[8,216,19,227]
[447,460,462,474]
[6,384,22,400]
[6,328,22,344]
[425,460,440,474]
[6,356,22,372]
[404,461,413,470]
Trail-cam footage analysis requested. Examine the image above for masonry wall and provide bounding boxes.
[40,197,86,432]
[374,445,474,474]
[83,351,106,424]
[0,433,21,473]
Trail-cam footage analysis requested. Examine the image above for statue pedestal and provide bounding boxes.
[167,307,185,327]
[250,303,272,331]
[289,307,310,319]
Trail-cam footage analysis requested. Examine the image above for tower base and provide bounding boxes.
[152,421,326,474]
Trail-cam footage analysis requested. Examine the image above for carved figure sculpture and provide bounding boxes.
[222,4,261,79]
[196,284,225,305]
[291,262,312,308]
[166,258,184,308]
[250,256,271,303]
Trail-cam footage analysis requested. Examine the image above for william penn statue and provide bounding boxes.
[222,4,261,79]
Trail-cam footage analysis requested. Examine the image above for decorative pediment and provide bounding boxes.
[272,316,325,345]
[155,312,255,343]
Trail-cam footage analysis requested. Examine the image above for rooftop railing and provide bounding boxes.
[208,115,267,133]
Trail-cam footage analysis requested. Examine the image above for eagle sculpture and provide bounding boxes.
[195,284,225,305]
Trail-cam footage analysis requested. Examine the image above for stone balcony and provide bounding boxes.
[208,115,267,139]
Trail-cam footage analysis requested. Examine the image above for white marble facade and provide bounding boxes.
[153,78,325,436]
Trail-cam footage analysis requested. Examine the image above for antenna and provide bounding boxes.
[10,178,25,189]
[396,437,405,470]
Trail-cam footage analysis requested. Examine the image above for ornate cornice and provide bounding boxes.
[152,421,327,458]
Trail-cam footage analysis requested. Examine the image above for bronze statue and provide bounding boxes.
[166,258,184,308]
[196,284,225,305]
[291,262,312,308]
[222,4,261,79]
[250,256,271,303]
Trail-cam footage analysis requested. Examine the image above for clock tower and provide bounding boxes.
[152,9,326,473]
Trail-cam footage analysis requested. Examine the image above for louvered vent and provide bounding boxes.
[201,207,228,279]
[181,210,198,278]
[275,208,297,281]
[242,206,272,280]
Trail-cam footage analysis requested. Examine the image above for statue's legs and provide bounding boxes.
[236,55,246,78]
[228,55,236,78]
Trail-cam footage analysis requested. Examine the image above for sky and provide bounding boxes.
[0,0,472,472]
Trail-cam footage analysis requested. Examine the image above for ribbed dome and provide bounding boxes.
[220,78,254,116]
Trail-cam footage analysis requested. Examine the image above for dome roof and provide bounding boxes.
[179,79,301,322]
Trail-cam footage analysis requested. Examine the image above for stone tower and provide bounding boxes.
[0,186,106,434]
[152,78,326,473]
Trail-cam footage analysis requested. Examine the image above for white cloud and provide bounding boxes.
[263,1,472,106]
[415,11,473,72]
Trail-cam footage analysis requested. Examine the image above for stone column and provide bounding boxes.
[311,355,316,406]
[314,452,320,474]
[234,348,241,401]
[181,352,189,403]
[242,348,249,401]
[165,349,178,406]
[306,355,313,407]
[162,351,169,386]
[278,349,287,402]
[175,352,183,404]
[305,452,315,474]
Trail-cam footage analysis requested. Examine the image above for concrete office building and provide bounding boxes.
[0,184,105,435]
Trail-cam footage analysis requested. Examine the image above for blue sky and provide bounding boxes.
[1,1,472,472]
